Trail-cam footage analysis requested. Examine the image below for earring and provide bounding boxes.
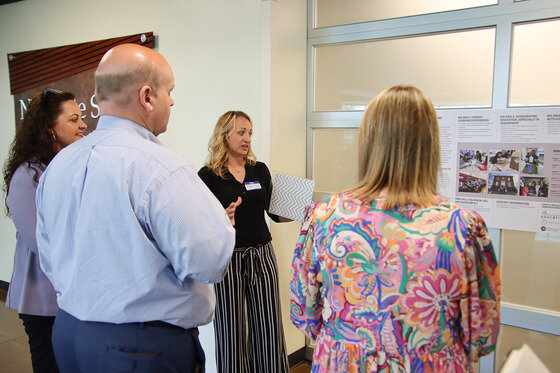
[53,133,56,140]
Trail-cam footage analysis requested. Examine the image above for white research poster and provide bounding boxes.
[436,107,560,233]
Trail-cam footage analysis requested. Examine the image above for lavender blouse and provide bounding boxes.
[5,163,58,316]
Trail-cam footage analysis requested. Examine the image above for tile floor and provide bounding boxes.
[0,291,310,373]
[290,363,312,373]
[0,298,33,372]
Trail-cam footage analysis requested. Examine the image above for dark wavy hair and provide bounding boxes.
[3,89,75,215]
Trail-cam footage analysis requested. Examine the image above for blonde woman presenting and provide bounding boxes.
[198,111,289,373]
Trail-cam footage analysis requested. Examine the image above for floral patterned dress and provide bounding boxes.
[290,194,500,372]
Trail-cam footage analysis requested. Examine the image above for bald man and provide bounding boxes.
[36,44,235,372]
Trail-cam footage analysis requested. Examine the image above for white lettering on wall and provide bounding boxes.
[19,95,100,120]
[19,99,32,120]
[78,102,86,118]
[90,95,99,118]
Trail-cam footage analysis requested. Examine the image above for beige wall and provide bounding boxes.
[270,0,308,354]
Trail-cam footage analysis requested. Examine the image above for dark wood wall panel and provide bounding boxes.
[7,32,154,95]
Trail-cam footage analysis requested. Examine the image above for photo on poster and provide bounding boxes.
[520,147,544,175]
[459,149,487,172]
[487,173,519,195]
[488,149,520,172]
[458,171,487,193]
[519,177,549,197]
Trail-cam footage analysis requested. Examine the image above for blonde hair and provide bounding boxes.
[349,85,440,209]
[205,111,256,178]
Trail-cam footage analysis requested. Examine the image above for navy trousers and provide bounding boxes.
[52,309,205,373]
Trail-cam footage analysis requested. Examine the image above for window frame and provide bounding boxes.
[306,1,560,371]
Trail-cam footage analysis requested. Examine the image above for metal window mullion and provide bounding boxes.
[309,22,495,47]
[306,2,317,353]
[481,227,502,373]
[306,126,313,180]
[501,303,560,336]
[479,354,495,373]
[492,22,514,109]
[310,5,502,38]
[307,0,315,34]
[309,0,560,40]
[306,42,315,179]
[310,7,560,47]
[308,111,363,126]
[491,18,512,373]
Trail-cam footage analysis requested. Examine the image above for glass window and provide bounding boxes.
[312,128,358,193]
[510,19,560,106]
[315,0,497,28]
[501,230,560,312]
[496,325,560,372]
[314,28,495,111]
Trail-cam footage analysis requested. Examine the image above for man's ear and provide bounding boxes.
[139,85,154,112]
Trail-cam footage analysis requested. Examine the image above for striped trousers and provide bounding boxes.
[213,242,289,373]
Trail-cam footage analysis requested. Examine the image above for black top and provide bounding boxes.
[198,161,280,247]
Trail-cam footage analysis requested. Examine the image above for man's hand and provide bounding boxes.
[226,197,242,226]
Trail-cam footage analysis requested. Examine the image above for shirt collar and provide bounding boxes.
[95,115,162,145]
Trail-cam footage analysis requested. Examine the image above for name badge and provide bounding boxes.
[244,181,262,191]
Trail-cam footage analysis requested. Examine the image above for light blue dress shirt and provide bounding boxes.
[6,164,58,316]
[36,116,235,329]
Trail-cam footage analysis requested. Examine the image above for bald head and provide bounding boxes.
[94,44,170,107]
[94,44,175,136]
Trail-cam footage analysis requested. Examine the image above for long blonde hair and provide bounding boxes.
[205,111,257,178]
[349,86,440,209]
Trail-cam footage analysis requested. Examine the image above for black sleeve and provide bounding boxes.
[198,166,213,188]
[198,166,235,209]
[261,163,281,223]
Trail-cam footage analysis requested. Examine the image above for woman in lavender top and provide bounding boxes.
[3,89,86,373]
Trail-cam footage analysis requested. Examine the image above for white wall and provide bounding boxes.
[0,0,307,368]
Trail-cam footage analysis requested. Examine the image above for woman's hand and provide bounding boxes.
[226,197,242,226]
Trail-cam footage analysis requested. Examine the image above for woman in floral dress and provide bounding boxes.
[290,86,501,372]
